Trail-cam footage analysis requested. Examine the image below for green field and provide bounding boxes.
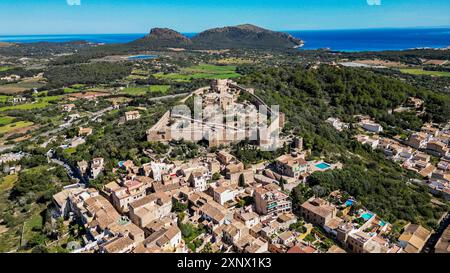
[0,121,34,134]
[0,66,12,72]
[0,95,12,103]
[0,102,48,111]
[64,84,86,93]
[22,212,44,247]
[400,68,450,77]
[0,96,62,112]
[120,85,171,96]
[0,116,15,126]
[154,64,240,81]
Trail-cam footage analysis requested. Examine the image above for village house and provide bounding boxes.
[52,186,85,218]
[254,184,292,216]
[300,197,337,227]
[222,220,251,249]
[109,176,153,213]
[212,185,238,205]
[287,243,318,253]
[143,215,178,236]
[90,157,104,179]
[133,225,185,253]
[243,237,269,253]
[277,213,298,230]
[234,208,261,228]
[188,191,229,226]
[406,132,429,149]
[398,224,432,253]
[62,104,76,112]
[421,123,440,137]
[78,127,93,137]
[99,236,136,253]
[77,160,88,175]
[361,121,383,133]
[274,153,308,179]
[125,110,141,122]
[128,192,172,228]
[426,140,449,157]
[217,151,236,165]
[277,230,296,246]
[356,134,380,150]
[188,170,209,192]
[434,225,450,253]
[224,162,244,181]
[326,117,349,132]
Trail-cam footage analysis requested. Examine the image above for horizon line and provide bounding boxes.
[1,25,450,37]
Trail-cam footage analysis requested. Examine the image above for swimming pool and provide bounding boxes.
[345,200,354,207]
[315,162,331,170]
[128,55,159,60]
[379,221,386,227]
[361,212,374,221]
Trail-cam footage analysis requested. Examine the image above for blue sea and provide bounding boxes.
[0,28,449,52]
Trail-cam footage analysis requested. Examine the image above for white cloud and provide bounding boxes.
[367,0,382,5]
[67,0,81,6]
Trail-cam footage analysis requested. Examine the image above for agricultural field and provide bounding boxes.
[0,95,12,103]
[127,69,150,80]
[0,79,45,94]
[400,68,450,77]
[154,64,240,81]
[0,121,34,134]
[0,101,51,112]
[119,85,170,96]
[0,116,15,126]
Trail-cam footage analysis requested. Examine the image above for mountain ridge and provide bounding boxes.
[130,24,304,50]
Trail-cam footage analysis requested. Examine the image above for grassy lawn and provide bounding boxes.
[120,85,170,96]
[0,116,15,126]
[22,211,45,248]
[154,64,240,81]
[64,147,76,155]
[0,174,18,193]
[0,66,12,72]
[400,68,450,77]
[0,121,34,134]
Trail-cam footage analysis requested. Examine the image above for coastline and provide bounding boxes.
[0,27,449,52]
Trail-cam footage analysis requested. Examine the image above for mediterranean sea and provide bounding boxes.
[1,28,449,52]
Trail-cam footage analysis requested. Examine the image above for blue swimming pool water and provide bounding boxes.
[361,213,373,221]
[128,55,159,60]
[345,200,354,207]
[315,162,331,170]
[379,221,386,227]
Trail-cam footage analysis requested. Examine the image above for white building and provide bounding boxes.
[361,122,384,133]
[213,186,238,205]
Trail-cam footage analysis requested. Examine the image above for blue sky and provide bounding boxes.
[0,0,449,35]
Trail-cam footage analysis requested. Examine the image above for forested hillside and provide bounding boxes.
[239,65,449,228]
